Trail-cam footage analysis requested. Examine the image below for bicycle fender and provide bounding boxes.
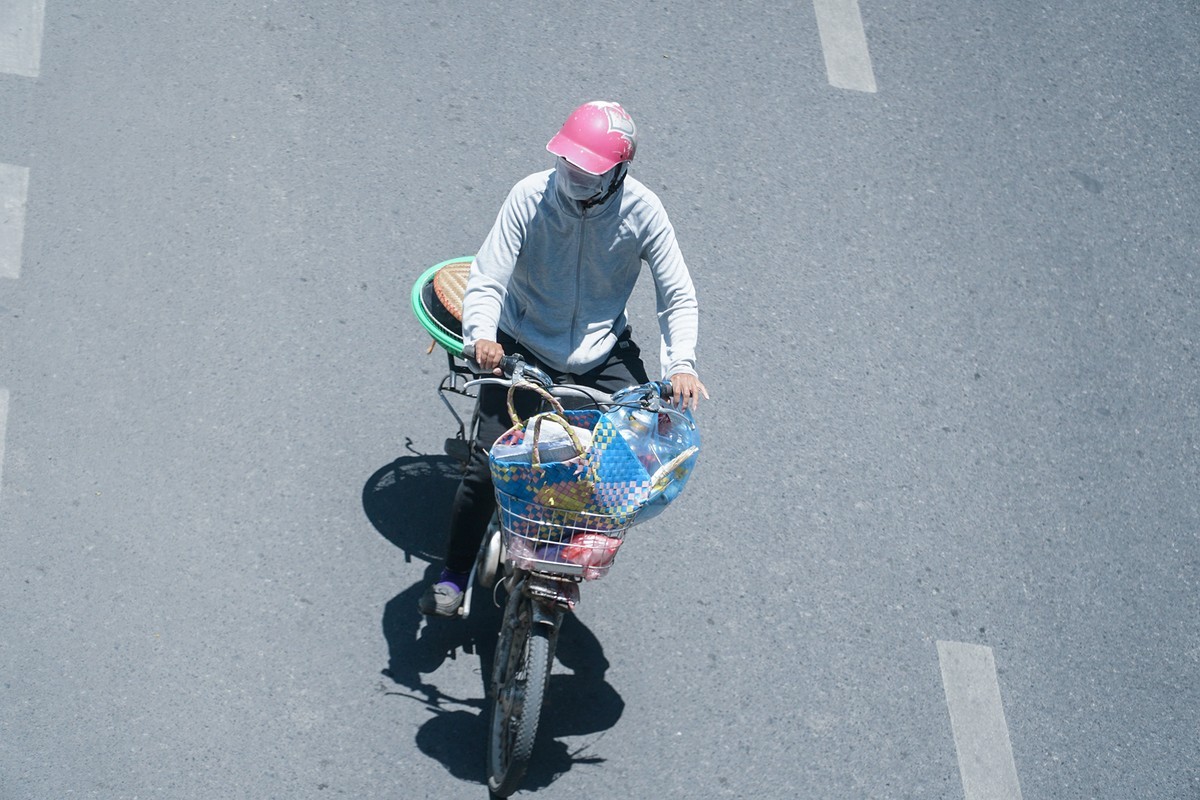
[530,600,563,631]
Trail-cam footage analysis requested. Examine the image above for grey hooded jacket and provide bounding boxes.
[460,168,699,377]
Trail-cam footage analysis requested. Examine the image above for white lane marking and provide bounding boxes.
[938,641,1025,800]
[0,0,46,78]
[812,0,878,93]
[1,162,29,279]
[0,388,8,494]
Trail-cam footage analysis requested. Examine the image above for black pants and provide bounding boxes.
[443,328,650,573]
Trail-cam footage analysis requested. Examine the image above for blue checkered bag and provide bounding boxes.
[490,407,602,514]
[489,381,700,528]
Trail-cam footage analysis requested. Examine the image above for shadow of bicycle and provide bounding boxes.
[364,447,626,792]
[387,596,626,791]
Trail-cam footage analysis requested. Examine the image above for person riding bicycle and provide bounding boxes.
[420,100,709,616]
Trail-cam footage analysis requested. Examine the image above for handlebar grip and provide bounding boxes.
[498,354,524,378]
[461,343,526,378]
[654,380,674,400]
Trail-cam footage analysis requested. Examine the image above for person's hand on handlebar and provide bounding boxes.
[471,339,507,375]
[669,372,709,411]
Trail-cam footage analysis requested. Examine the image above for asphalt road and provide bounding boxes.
[1,1,1197,798]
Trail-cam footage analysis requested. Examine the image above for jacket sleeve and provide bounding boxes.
[641,200,699,378]
[461,184,527,347]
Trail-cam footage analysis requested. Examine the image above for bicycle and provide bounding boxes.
[412,258,700,797]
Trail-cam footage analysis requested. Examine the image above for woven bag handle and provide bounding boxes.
[648,445,701,491]
[507,380,566,428]
[528,412,590,470]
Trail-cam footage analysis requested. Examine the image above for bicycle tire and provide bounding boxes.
[487,586,555,796]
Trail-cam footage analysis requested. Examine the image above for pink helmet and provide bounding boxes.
[546,101,638,175]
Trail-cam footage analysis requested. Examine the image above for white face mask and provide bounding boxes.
[555,157,610,202]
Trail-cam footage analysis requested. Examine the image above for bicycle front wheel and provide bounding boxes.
[487,585,555,797]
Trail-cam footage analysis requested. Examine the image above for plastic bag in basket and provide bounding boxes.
[588,408,700,521]
[559,532,623,580]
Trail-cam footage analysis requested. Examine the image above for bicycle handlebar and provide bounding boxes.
[460,343,674,407]
[462,343,554,389]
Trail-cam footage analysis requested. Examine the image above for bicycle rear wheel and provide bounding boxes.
[487,585,556,797]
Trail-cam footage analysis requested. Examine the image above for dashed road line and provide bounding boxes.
[813,0,878,93]
[0,388,8,493]
[0,0,46,78]
[937,641,1025,800]
[1,162,29,279]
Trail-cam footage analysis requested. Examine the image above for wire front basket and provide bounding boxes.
[495,489,635,580]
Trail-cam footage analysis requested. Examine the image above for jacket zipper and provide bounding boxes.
[570,204,586,349]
